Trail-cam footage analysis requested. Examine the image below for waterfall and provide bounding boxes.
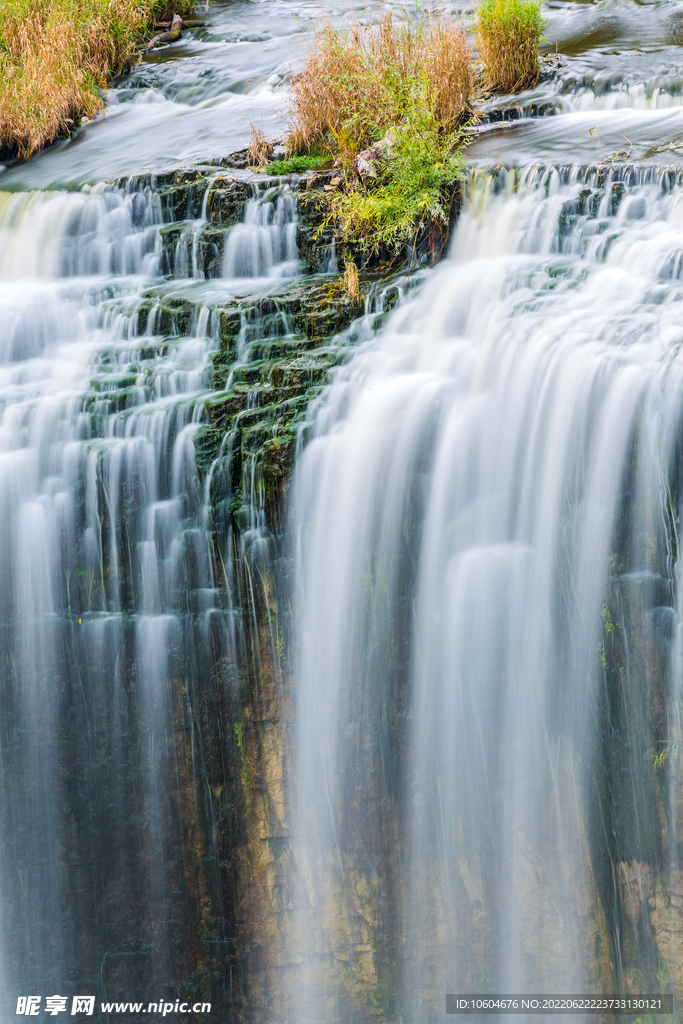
[293,164,683,1013]
[223,186,299,280]
[0,176,286,1013]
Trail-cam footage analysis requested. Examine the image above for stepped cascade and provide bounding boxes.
[2,0,683,1021]
[0,185,250,1006]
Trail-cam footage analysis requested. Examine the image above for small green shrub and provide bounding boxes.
[265,154,330,175]
[477,0,545,94]
[323,89,467,258]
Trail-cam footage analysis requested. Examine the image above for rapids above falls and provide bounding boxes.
[4,1,683,1021]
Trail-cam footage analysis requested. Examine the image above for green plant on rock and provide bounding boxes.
[601,604,621,634]
[286,6,473,257]
[323,89,468,258]
[653,741,683,772]
[265,154,330,175]
[476,0,546,94]
[656,959,671,991]
[597,640,607,670]
[234,720,250,787]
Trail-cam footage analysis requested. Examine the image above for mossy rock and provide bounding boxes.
[295,169,462,273]
[205,389,248,430]
[205,177,253,226]
[159,223,229,278]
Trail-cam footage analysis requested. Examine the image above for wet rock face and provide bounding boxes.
[132,278,364,491]
[295,170,461,274]
[108,168,374,1021]
[115,169,252,226]
[127,166,461,282]
[205,176,254,225]
[129,166,450,1023]
[0,162,376,1020]
[119,172,253,278]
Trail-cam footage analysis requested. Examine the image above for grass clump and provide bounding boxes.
[247,123,273,166]
[288,11,473,156]
[286,9,473,260]
[476,0,545,93]
[0,0,197,160]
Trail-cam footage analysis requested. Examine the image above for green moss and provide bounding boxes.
[264,154,330,175]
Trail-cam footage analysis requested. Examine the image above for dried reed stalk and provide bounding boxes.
[247,124,274,167]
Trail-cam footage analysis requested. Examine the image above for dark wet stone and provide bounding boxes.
[205,177,253,225]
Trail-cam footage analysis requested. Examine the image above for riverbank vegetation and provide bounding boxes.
[0,0,196,160]
[287,13,474,157]
[286,10,474,258]
[477,0,546,92]
[281,0,543,259]
[326,99,468,258]
[265,154,329,176]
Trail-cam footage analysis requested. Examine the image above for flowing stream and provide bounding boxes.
[3,0,683,1020]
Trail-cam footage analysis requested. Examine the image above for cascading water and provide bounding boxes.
[223,186,300,280]
[293,163,683,1015]
[7,0,683,1018]
[0,183,212,1010]
[0,172,302,1015]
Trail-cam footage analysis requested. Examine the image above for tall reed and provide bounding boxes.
[476,0,545,93]
[287,11,474,157]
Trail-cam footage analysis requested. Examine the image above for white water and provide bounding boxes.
[223,186,299,280]
[6,0,683,1014]
[293,164,683,1008]
[0,178,299,1013]
[0,185,213,1006]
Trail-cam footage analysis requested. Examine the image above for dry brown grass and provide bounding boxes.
[476,0,545,94]
[420,19,473,128]
[247,123,274,167]
[0,0,197,160]
[286,10,474,157]
[342,260,360,302]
